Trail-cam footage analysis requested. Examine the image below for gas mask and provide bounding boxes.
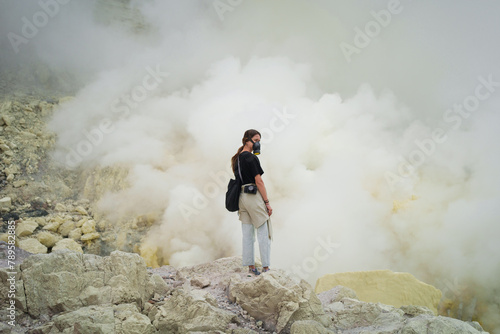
[250,139,261,155]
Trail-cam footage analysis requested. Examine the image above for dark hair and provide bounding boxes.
[231,129,261,172]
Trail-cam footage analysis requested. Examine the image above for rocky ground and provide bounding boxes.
[0,248,489,334]
[0,93,154,259]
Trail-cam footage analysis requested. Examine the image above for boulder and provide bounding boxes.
[54,203,66,212]
[191,276,211,288]
[81,232,100,242]
[52,238,83,253]
[13,180,27,188]
[315,270,442,314]
[115,303,157,334]
[74,205,88,215]
[76,217,88,228]
[0,197,11,209]
[36,231,62,248]
[51,304,115,333]
[229,270,331,333]
[15,220,38,237]
[57,221,75,237]
[153,288,237,333]
[18,238,47,254]
[20,250,158,318]
[68,228,82,240]
[149,274,171,296]
[42,221,62,232]
[81,220,96,234]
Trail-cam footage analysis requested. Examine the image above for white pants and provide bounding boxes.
[242,222,271,267]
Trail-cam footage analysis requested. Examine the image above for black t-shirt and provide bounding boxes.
[234,151,264,184]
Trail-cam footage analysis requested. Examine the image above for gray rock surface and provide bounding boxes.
[229,270,331,333]
[0,251,489,334]
[153,288,237,333]
[322,294,487,334]
[20,250,156,317]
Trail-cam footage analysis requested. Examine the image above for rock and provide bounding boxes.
[153,288,237,333]
[57,221,76,237]
[74,205,88,215]
[81,219,96,234]
[51,304,115,333]
[1,114,12,126]
[149,273,171,296]
[0,266,27,312]
[36,231,62,248]
[315,270,442,314]
[401,314,485,333]
[318,285,358,305]
[290,320,334,334]
[330,297,404,331]
[15,220,39,237]
[400,304,435,317]
[68,228,82,240]
[229,270,331,333]
[0,197,11,209]
[20,250,158,318]
[191,276,211,288]
[52,238,83,253]
[34,303,157,334]
[114,303,157,334]
[18,238,47,254]
[76,217,88,228]
[80,232,100,242]
[42,221,61,232]
[13,180,27,188]
[54,203,66,211]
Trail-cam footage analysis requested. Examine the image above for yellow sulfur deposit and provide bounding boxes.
[139,243,161,268]
[315,270,442,315]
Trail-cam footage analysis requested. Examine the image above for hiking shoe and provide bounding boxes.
[262,267,270,273]
[248,268,261,276]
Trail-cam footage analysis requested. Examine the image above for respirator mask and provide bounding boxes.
[250,139,261,155]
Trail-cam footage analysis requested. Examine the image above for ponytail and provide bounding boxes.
[231,146,244,172]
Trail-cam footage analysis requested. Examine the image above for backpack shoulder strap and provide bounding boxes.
[237,154,243,182]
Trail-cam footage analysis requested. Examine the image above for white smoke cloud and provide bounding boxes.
[2,0,500,331]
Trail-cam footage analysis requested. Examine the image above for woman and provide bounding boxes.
[231,129,273,275]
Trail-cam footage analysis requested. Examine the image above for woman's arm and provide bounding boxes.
[255,174,272,216]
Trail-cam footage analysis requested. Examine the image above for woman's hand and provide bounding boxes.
[266,203,273,216]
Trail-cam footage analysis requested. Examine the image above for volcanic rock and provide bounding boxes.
[229,270,331,333]
[18,238,47,254]
[15,220,38,237]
